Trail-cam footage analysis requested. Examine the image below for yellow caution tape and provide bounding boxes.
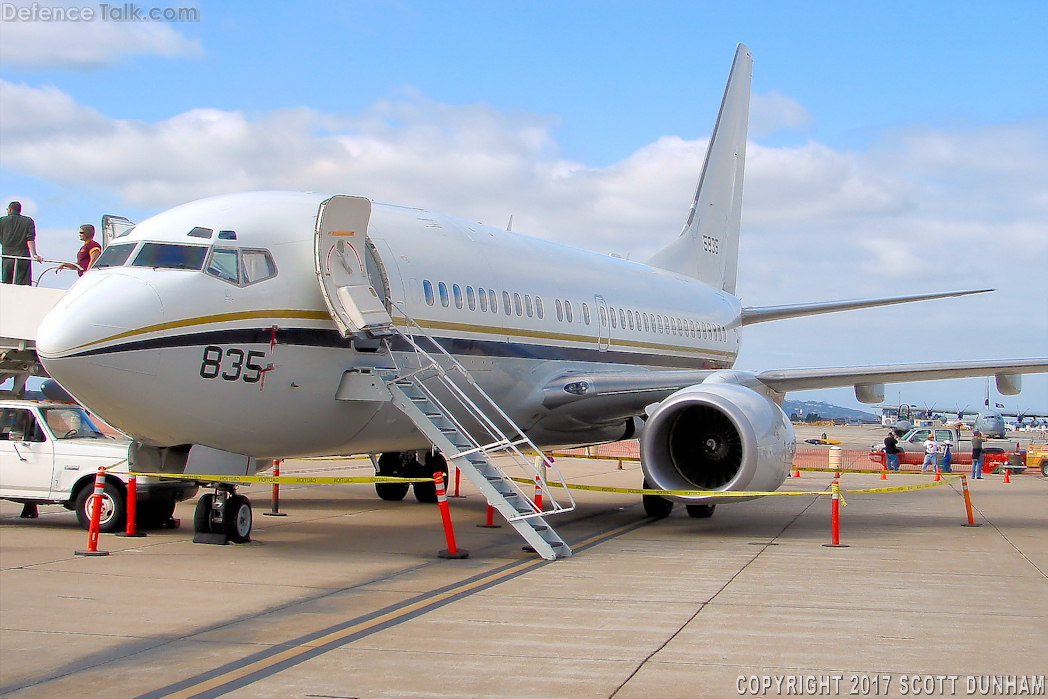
[509,475,962,499]
[118,471,434,485]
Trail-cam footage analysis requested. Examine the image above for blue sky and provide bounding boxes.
[2,0,1046,413]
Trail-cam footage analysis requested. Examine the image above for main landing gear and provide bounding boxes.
[193,485,252,544]
[373,451,449,503]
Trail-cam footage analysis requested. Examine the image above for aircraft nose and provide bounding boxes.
[37,273,165,407]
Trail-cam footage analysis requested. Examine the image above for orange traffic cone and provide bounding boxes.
[1003,467,1011,484]
[880,464,887,480]
[793,467,801,478]
[934,467,941,482]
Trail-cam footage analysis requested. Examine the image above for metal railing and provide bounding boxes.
[386,301,576,520]
[0,252,79,286]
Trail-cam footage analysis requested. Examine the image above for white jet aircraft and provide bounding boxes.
[35,45,1048,557]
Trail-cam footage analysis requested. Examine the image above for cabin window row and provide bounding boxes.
[421,280,576,322]
[420,279,725,341]
[600,304,726,342]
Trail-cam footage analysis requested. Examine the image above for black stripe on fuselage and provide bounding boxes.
[60,328,730,370]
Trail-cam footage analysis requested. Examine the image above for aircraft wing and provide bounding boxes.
[754,358,1048,393]
[542,358,1048,420]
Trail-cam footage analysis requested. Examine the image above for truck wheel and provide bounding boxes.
[193,494,215,534]
[222,495,252,543]
[1041,460,1048,478]
[75,481,125,533]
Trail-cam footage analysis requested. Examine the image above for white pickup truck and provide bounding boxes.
[0,400,197,531]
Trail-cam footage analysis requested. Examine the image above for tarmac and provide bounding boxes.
[1,425,1046,698]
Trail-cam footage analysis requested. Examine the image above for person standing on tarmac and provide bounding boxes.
[921,433,939,472]
[971,431,985,479]
[884,430,901,471]
[1,201,42,285]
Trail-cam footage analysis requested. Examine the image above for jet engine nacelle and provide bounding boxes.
[639,381,796,502]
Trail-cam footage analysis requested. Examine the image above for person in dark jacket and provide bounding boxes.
[1,201,42,285]
[884,431,901,471]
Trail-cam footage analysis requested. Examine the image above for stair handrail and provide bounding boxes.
[385,301,576,516]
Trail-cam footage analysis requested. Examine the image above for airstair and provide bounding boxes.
[384,306,574,560]
[315,194,574,559]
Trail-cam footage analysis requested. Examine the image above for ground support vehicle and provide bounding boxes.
[0,400,197,531]
[1028,443,1048,477]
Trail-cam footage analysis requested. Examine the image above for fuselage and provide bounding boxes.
[37,191,743,458]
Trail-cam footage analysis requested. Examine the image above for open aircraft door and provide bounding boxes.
[100,214,135,249]
[315,195,394,338]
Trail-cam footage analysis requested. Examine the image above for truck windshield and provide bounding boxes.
[40,407,109,440]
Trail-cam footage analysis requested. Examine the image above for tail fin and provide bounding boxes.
[646,43,751,294]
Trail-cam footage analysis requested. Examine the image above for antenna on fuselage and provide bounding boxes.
[506,215,513,232]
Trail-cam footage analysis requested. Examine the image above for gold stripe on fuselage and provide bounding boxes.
[66,308,734,363]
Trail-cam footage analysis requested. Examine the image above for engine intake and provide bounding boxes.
[640,381,794,500]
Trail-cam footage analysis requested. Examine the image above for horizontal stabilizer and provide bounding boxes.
[740,289,993,326]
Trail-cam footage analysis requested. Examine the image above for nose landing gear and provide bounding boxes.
[192,486,253,544]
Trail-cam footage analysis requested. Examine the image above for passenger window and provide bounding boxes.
[131,243,207,270]
[466,286,476,311]
[524,295,533,318]
[453,284,463,309]
[242,250,277,285]
[582,303,590,325]
[477,286,487,312]
[94,243,137,269]
[556,299,563,321]
[565,301,573,323]
[535,297,543,319]
[438,282,449,307]
[609,307,617,328]
[619,309,626,330]
[627,310,634,330]
[657,316,664,333]
[599,306,608,327]
[489,289,498,313]
[423,280,435,306]
[513,293,523,316]
[206,248,240,284]
[503,291,512,315]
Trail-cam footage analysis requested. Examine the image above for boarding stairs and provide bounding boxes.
[384,305,575,560]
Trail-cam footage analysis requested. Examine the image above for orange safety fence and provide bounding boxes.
[550,442,1029,475]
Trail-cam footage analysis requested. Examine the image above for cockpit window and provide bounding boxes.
[112,225,135,240]
[241,250,277,284]
[206,248,240,284]
[130,243,208,270]
[94,243,137,268]
[188,227,213,239]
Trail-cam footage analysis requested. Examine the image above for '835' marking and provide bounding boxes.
[199,346,267,383]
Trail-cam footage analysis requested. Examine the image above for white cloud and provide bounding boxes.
[749,90,812,138]
[0,12,202,69]
[1,79,1045,409]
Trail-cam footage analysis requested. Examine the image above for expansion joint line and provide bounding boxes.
[948,479,1048,579]
[607,493,823,699]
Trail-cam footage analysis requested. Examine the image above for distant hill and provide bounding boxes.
[782,400,878,422]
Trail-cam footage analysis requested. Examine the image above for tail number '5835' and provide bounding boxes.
[199,346,267,383]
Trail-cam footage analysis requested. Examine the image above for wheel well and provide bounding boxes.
[71,474,126,504]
